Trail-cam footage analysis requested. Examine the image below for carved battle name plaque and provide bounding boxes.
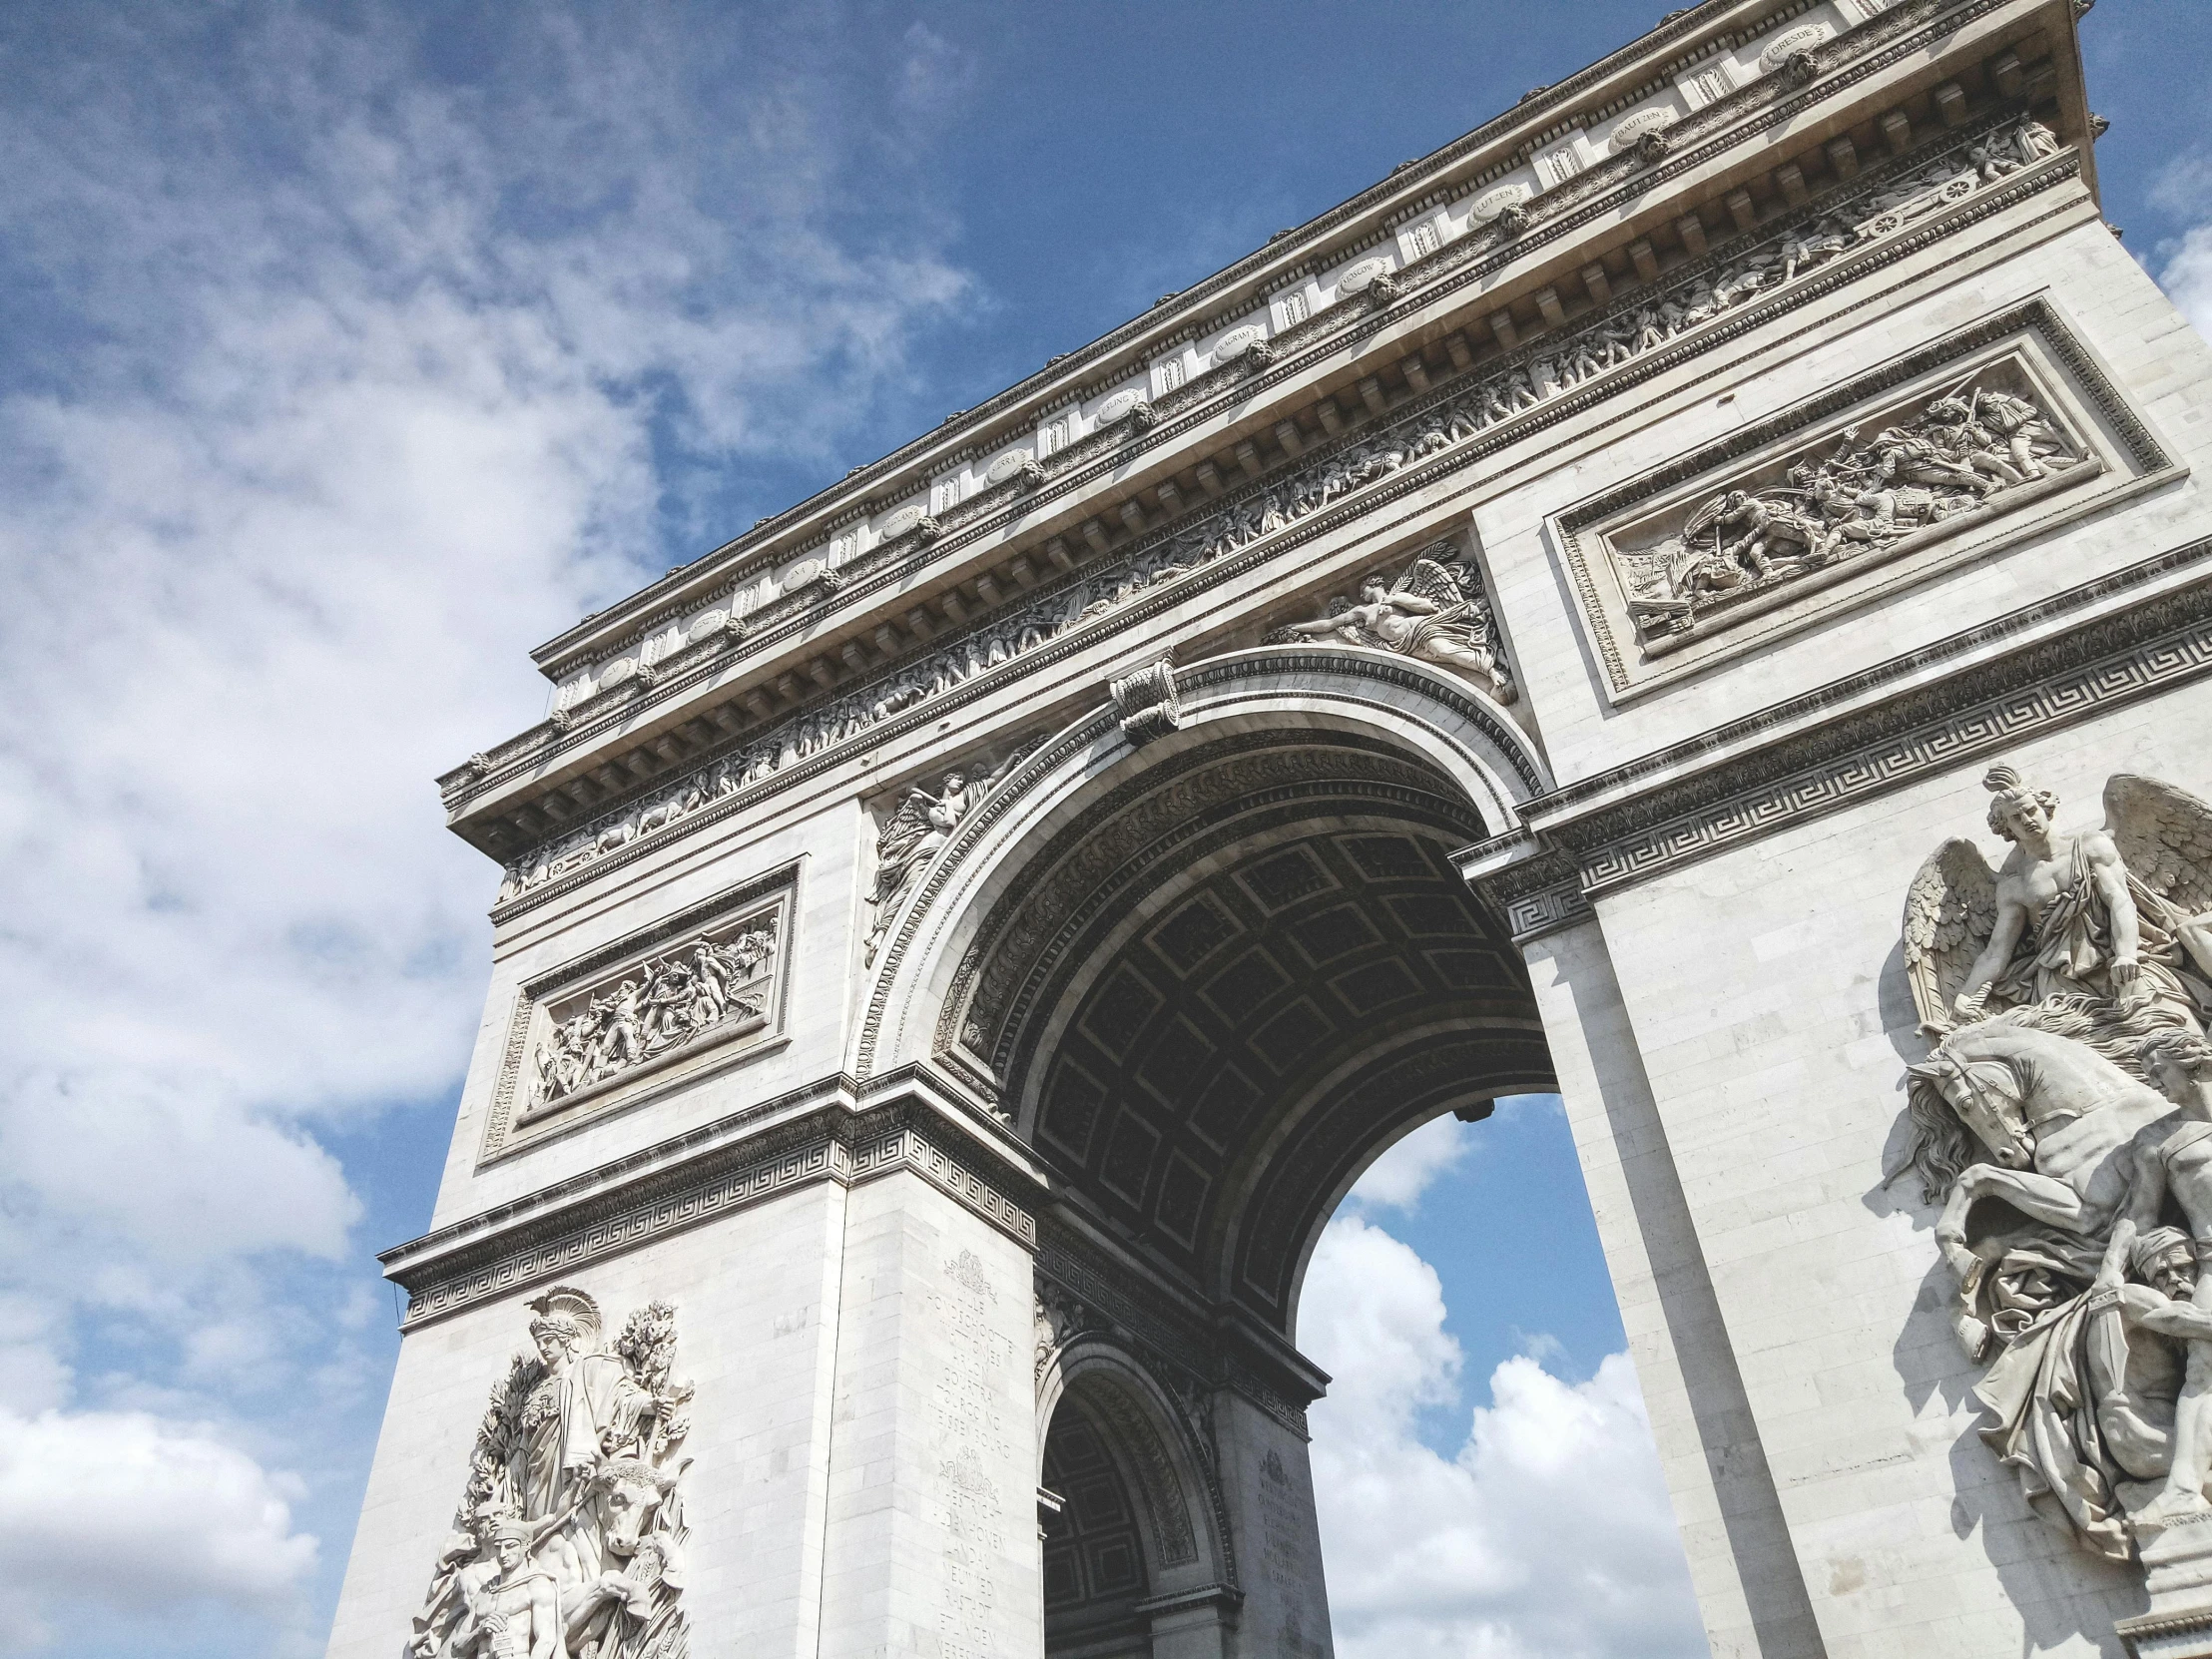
[933,1249,1015,1659]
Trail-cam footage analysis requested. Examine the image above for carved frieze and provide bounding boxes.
[483,873,793,1161]
[1557,293,2167,697]
[406,1287,695,1659]
[492,115,2072,909]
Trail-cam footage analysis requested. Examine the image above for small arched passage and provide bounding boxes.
[1035,1341,1237,1658]
[859,646,1557,1332]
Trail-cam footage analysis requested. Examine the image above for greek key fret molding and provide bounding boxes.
[1460,539,2212,922]
[388,1087,1041,1330]
[451,0,1993,798]
[1504,875,1595,944]
[490,135,2076,925]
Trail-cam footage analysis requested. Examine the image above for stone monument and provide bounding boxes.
[326,1,2212,1653]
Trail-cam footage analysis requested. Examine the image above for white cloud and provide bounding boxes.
[1342,1096,1564,1215]
[0,1407,315,1648]
[1302,1216,1709,1659]
[0,5,978,1650]
[1343,1113,1476,1214]
[2152,151,2212,336]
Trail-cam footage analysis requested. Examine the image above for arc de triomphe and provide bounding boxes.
[327,3,2212,1656]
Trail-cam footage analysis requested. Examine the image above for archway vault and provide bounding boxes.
[859,648,1557,1334]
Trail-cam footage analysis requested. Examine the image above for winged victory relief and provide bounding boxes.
[1897,765,2212,1565]
[1269,545,1516,704]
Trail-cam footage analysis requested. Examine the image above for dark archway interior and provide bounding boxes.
[956,729,1555,1331]
[1041,1399,1152,1659]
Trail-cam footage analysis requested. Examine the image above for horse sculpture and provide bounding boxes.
[1901,1015,2179,1357]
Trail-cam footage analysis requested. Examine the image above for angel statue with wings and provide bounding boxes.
[1893,765,2212,1567]
[1905,765,2212,1050]
[1275,552,1516,704]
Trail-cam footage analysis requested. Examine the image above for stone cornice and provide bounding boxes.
[492,0,2060,709]
[522,0,1843,671]
[383,1067,1044,1328]
[478,125,2080,911]
[1037,1217,1325,1439]
[383,1059,1339,1421]
[465,131,2067,844]
[1459,536,2212,939]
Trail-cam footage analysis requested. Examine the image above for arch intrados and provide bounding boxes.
[854,646,1548,1083]
[1209,1017,1543,1336]
[999,811,1481,1138]
[1272,1095,1525,1348]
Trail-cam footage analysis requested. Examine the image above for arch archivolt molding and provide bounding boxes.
[1034,1305,1236,1596]
[851,645,1549,1086]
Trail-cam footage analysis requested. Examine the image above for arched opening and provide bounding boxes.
[956,718,1553,1332]
[1041,1400,1152,1657]
[862,651,1572,1655]
[1034,1348,1239,1659]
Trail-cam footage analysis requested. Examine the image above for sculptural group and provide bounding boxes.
[527,924,776,1113]
[1623,375,2080,641]
[1900,766,2212,1565]
[1269,545,1516,703]
[408,1288,695,1659]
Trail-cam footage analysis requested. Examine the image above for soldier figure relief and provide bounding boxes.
[1619,373,2084,644]
[1898,766,2212,1567]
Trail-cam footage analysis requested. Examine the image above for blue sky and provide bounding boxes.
[2,3,2210,1656]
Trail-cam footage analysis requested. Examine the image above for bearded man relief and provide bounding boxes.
[407,1288,695,1659]
[1898,765,2212,1566]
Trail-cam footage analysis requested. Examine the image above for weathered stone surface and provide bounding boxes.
[329,5,2212,1657]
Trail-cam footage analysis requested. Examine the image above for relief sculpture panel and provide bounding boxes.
[482,875,792,1161]
[1266,540,1516,704]
[1896,765,2212,1649]
[1614,366,2084,647]
[406,1287,695,1659]
[1558,293,2165,697]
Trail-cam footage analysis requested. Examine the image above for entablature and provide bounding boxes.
[443,0,2095,884]
[508,0,2082,695]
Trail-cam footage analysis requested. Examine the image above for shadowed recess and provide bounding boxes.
[957,729,1554,1329]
